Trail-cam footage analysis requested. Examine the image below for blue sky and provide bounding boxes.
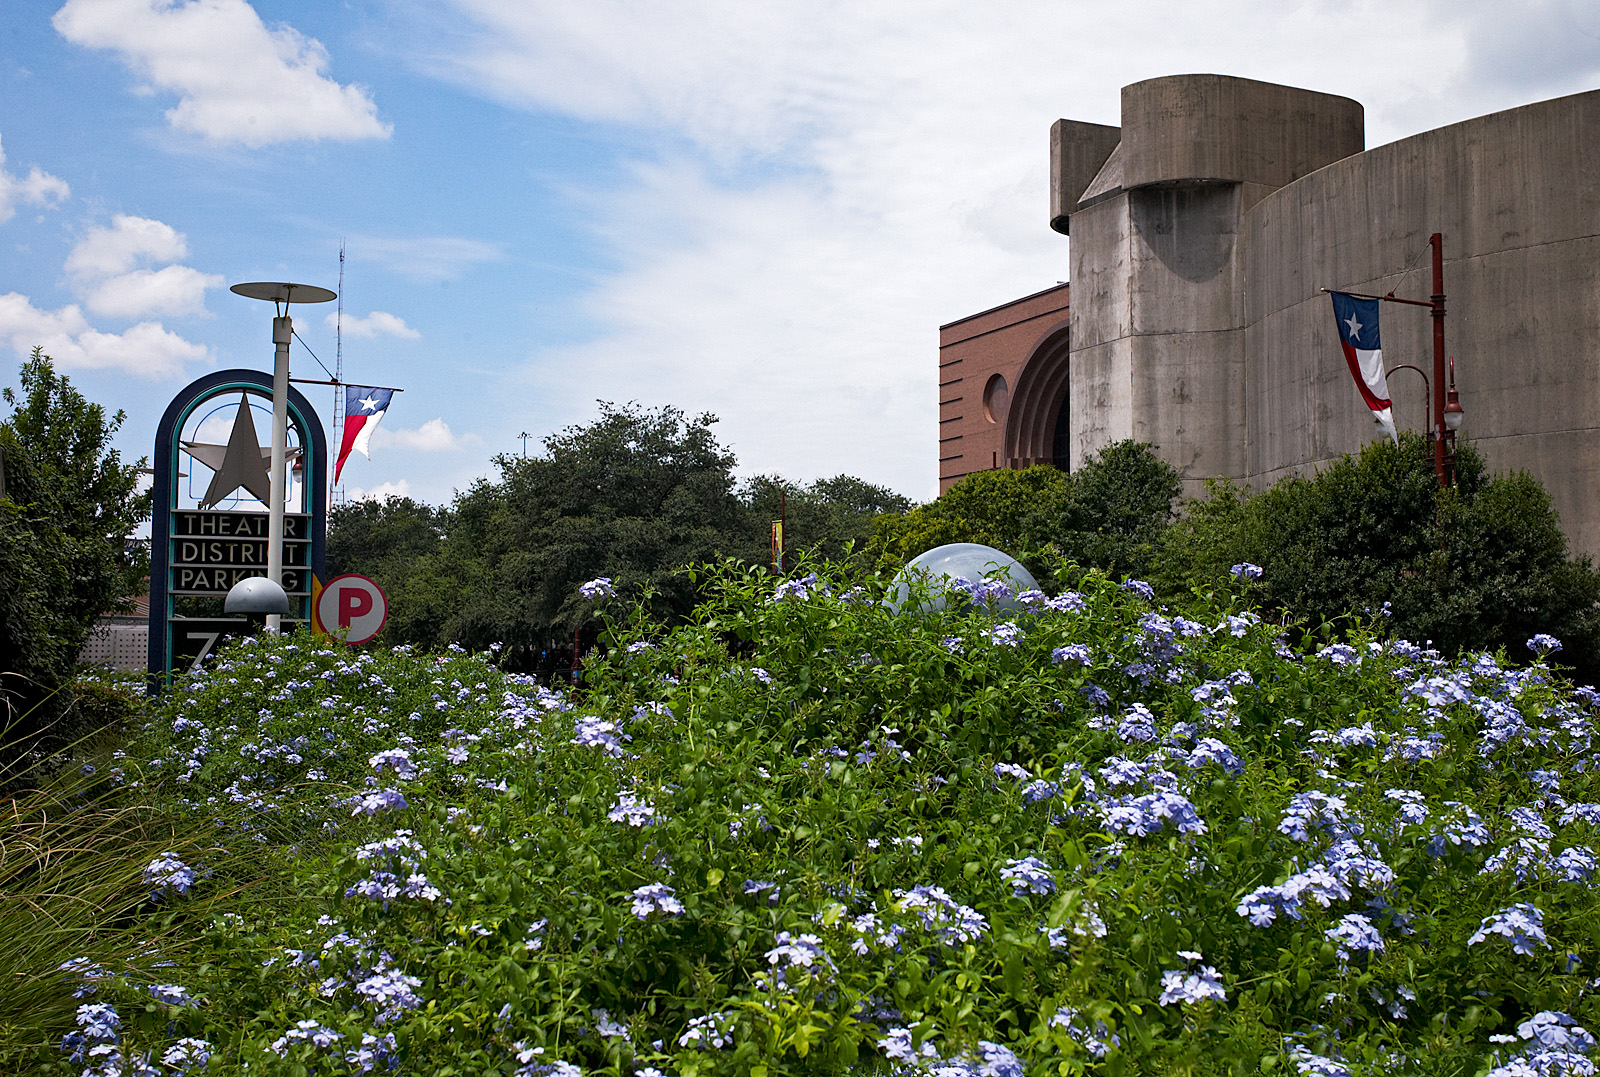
[2,1,1598,514]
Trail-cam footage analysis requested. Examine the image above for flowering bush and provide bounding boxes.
[24,559,1600,1074]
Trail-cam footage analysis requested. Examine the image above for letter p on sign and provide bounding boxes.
[316,574,388,644]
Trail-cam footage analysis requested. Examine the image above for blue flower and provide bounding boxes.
[579,578,614,599]
[1121,579,1155,601]
[1157,955,1226,1005]
[1517,1012,1597,1053]
[148,983,195,1006]
[1469,902,1549,955]
[763,931,834,988]
[1051,643,1092,666]
[1324,913,1384,962]
[742,879,779,903]
[894,884,988,944]
[354,964,424,1023]
[270,1020,344,1056]
[162,1038,213,1072]
[1000,855,1056,896]
[1116,704,1158,743]
[368,748,416,779]
[631,883,684,919]
[1528,633,1563,655]
[1021,779,1061,805]
[1103,790,1207,837]
[1291,1052,1351,1077]
[351,788,408,816]
[572,716,629,757]
[1049,1006,1120,1057]
[1231,562,1264,580]
[607,792,658,827]
[74,1002,120,1043]
[985,621,1022,647]
[678,1011,734,1049]
[772,573,821,601]
[143,853,195,897]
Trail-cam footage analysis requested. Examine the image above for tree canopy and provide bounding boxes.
[1,349,149,752]
[327,402,909,673]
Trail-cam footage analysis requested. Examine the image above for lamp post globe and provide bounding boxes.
[887,542,1039,615]
[225,576,292,632]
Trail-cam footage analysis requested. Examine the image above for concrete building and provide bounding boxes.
[943,74,1600,557]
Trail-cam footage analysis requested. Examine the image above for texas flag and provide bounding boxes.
[1330,292,1397,443]
[336,385,394,482]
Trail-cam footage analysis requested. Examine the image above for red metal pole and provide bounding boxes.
[1430,233,1447,487]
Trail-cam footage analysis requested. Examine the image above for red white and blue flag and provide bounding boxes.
[1330,292,1396,443]
[336,385,394,482]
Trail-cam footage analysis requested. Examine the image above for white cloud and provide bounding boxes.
[0,133,69,224]
[0,291,209,378]
[53,0,391,147]
[84,264,223,318]
[372,418,472,453]
[66,214,186,278]
[348,234,503,283]
[432,0,1576,497]
[347,479,412,502]
[65,214,223,319]
[329,310,421,339]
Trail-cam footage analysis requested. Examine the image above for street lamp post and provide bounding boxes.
[1429,234,1449,486]
[230,282,338,631]
[1326,232,1463,487]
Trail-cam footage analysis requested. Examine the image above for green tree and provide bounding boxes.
[740,473,912,564]
[373,403,760,669]
[326,495,445,590]
[1,350,150,752]
[324,405,918,672]
[1044,439,1181,580]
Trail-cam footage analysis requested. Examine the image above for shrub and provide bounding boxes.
[17,563,1600,1075]
[868,441,1178,584]
[1153,432,1600,679]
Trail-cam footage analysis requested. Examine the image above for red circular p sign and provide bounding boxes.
[316,574,388,644]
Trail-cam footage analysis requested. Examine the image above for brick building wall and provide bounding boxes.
[937,283,1070,494]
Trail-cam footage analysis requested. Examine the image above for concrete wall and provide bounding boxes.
[1044,74,1600,557]
[1118,75,1363,196]
[1062,74,1362,499]
[1241,88,1600,555]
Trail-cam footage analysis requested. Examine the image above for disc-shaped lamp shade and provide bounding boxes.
[887,542,1039,614]
[224,576,291,615]
[230,282,338,305]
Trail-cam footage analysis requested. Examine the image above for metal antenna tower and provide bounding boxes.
[332,242,345,506]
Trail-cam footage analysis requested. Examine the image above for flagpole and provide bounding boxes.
[333,243,345,509]
[230,282,338,631]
